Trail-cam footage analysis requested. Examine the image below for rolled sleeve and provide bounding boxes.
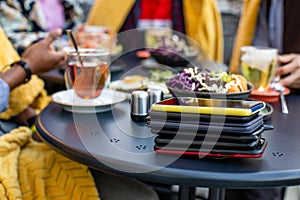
[0,78,10,113]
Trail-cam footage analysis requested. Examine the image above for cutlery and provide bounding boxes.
[274,82,289,114]
[270,75,280,89]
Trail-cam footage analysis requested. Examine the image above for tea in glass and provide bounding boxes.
[65,48,110,99]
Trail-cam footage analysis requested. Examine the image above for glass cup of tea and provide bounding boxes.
[240,46,278,92]
[65,48,111,99]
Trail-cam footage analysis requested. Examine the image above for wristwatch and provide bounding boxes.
[12,60,32,83]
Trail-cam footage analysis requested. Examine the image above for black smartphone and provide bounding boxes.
[148,119,264,134]
[148,113,264,128]
[149,110,260,123]
[154,138,268,158]
[153,126,264,143]
[151,97,265,116]
[154,137,260,150]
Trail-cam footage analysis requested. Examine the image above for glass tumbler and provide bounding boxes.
[65,48,111,99]
[240,46,278,92]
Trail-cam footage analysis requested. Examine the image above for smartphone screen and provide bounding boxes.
[152,97,265,116]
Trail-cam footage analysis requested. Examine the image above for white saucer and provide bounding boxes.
[52,89,127,113]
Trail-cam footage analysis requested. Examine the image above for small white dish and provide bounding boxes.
[109,80,171,99]
[52,89,126,113]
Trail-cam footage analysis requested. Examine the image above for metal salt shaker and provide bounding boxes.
[147,88,164,110]
[130,90,149,122]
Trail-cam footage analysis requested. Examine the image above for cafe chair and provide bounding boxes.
[221,11,240,66]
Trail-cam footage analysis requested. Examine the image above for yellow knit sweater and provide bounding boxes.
[87,0,223,63]
[0,127,99,200]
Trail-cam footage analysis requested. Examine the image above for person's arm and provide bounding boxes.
[1,71,37,127]
[0,29,65,90]
[0,78,10,113]
[0,63,29,91]
[0,29,65,130]
[277,54,300,88]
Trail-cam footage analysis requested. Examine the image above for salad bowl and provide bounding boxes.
[165,68,253,100]
[149,34,199,67]
[166,82,253,100]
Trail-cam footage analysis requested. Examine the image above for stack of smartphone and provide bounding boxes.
[147,97,268,158]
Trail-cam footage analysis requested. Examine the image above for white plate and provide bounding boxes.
[109,79,146,93]
[109,80,171,99]
[52,89,127,113]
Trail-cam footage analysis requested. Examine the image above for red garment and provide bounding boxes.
[140,0,172,20]
[119,0,184,33]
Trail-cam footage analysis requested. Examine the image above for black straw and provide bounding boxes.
[66,29,84,67]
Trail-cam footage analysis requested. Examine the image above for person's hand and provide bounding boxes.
[21,29,66,75]
[11,106,36,126]
[277,54,300,88]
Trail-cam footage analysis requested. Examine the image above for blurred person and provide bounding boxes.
[0,27,159,200]
[227,1,288,198]
[0,27,97,199]
[0,0,112,94]
[0,0,83,54]
[78,0,96,21]
[229,0,300,89]
[87,0,224,63]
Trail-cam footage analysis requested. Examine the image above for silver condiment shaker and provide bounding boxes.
[131,90,149,122]
[147,88,163,110]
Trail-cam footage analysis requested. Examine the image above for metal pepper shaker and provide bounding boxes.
[147,88,163,110]
[130,90,149,122]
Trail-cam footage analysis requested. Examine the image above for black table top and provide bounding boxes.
[36,92,300,189]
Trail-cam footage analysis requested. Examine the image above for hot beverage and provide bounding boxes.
[67,62,109,99]
[65,48,110,99]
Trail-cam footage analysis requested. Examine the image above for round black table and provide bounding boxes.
[36,93,300,200]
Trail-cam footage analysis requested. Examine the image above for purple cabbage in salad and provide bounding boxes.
[149,35,198,61]
[166,67,232,94]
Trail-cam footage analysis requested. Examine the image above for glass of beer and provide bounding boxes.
[65,48,111,99]
[240,46,278,92]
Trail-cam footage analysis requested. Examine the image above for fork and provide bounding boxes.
[274,81,289,114]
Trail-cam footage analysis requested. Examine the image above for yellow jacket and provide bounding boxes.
[229,0,263,73]
[87,0,224,63]
[0,28,99,199]
[0,27,50,119]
